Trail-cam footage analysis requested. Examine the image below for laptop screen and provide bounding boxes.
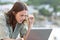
[27,29,52,40]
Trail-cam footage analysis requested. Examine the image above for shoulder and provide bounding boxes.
[0,13,9,39]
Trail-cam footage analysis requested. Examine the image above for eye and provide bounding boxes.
[21,15,24,16]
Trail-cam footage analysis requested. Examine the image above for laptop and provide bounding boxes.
[27,29,52,40]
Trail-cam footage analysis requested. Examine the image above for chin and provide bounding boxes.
[18,22,22,23]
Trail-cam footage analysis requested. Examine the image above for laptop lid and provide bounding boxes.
[27,29,52,40]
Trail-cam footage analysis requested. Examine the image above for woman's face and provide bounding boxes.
[15,10,28,23]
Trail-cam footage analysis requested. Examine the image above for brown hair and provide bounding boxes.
[6,2,28,31]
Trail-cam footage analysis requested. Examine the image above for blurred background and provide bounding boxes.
[0,0,60,28]
[0,0,60,40]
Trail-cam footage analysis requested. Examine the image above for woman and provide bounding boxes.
[0,2,34,40]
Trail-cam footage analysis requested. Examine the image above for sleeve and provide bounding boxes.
[0,14,9,39]
[20,24,28,38]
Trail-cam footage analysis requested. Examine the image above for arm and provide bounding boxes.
[23,25,31,40]
[19,15,34,40]
[0,14,9,40]
[23,15,34,40]
[0,14,15,40]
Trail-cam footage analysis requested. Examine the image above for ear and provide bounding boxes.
[12,11,16,16]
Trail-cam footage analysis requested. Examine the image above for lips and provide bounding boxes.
[20,20,23,22]
[19,20,24,23]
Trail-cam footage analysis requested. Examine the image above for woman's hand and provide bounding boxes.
[28,15,34,27]
[20,38,24,40]
[23,15,34,40]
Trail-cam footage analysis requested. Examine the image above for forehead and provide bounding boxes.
[17,10,28,15]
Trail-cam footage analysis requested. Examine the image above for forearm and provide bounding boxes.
[23,25,31,40]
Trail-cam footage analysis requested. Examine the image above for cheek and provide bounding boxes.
[15,15,20,21]
[16,15,24,22]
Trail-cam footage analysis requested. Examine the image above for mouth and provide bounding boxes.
[19,20,24,23]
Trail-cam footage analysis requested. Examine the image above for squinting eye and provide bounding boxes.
[21,15,24,16]
[20,15,28,17]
